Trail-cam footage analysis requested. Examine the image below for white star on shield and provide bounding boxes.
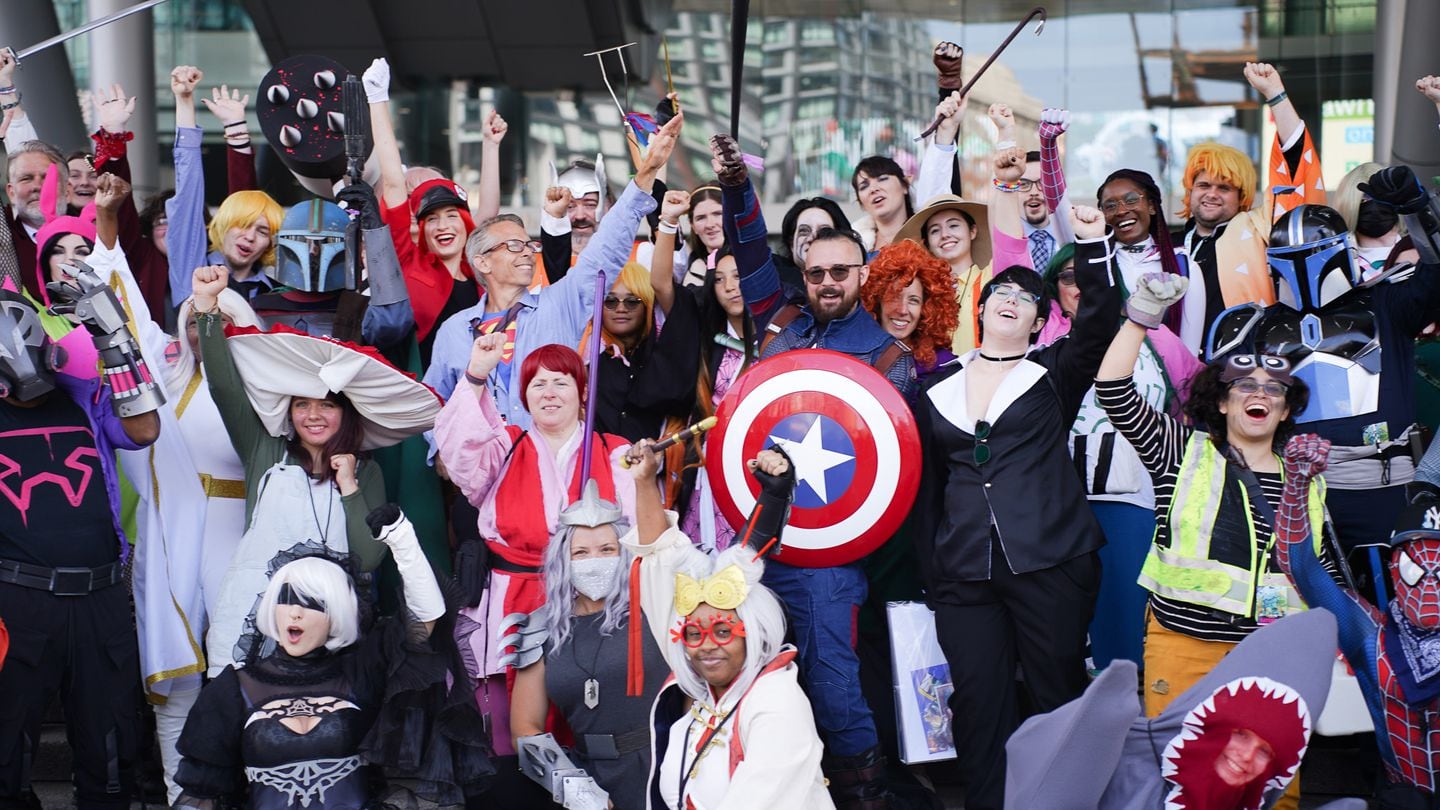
[768,414,854,503]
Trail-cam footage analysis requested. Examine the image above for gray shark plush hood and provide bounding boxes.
[1004,609,1356,809]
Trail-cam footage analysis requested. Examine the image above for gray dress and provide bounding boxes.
[545,610,669,810]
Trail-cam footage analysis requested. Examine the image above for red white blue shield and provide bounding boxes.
[705,349,920,567]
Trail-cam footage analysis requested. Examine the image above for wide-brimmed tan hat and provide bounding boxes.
[225,324,443,450]
[896,194,992,269]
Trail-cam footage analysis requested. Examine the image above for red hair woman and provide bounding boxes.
[860,239,959,384]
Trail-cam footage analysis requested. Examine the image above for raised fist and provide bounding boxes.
[710,133,747,187]
[933,42,964,90]
[1243,62,1285,100]
[543,186,573,219]
[1068,204,1106,240]
[170,66,202,99]
[1125,273,1189,330]
[1283,434,1331,482]
[1038,108,1070,142]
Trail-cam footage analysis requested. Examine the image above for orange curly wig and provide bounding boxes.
[861,239,958,368]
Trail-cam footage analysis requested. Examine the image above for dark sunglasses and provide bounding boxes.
[604,296,645,311]
[974,420,992,465]
[803,264,861,284]
[1057,269,1076,286]
[1230,378,1289,397]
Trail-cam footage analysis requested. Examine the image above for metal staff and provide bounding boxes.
[621,416,719,468]
[915,6,1046,141]
[579,275,605,477]
[3,0,173,65]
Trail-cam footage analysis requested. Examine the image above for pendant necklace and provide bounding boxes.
[572,614,606,710]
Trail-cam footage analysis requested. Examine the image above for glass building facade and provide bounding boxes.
[59,0,1380,226]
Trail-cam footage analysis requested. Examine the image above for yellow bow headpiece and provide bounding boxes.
[674,564,748,616]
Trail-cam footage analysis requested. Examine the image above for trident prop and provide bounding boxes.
[584,43,638,123]
[916,6,1047,141]
[3,0,173,66]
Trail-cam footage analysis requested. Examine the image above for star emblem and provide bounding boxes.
[769,414,854,503]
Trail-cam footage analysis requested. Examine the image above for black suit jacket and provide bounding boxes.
[914,237,1122,600]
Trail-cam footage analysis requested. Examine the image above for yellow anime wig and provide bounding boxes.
[1180,143,1257,218]
[207,190,284,268]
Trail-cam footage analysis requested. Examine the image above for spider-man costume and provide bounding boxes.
[1275,433,1440,795]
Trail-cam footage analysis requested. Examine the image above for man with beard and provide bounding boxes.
[711,132,914,809]
[1176,62,1326,355]
[539,160,613,282]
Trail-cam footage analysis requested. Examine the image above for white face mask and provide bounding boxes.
[570,556,620,601]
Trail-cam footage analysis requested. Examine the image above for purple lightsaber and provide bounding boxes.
[579,273,605,477]
[915,7,1046,141]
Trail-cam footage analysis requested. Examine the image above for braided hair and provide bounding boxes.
[1097,169,1184,281]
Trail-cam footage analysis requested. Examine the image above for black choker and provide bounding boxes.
[978,351,1026,362]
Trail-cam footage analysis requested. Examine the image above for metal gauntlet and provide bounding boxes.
[46,261,166,417]
[516,733,610,810]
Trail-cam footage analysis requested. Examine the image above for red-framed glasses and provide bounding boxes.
[671,615,748,648]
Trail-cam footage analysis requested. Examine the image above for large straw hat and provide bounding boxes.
[896,194,992,269]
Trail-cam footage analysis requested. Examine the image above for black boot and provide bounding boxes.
[824,746,893,810]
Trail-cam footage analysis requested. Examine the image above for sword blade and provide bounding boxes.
[15,0,172,62]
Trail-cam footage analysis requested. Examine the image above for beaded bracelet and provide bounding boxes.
[0,100,18,111]
[1265,91,1288,107]
[992,178,1023,193]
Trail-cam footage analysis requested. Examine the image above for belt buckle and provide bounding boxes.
[49,567,94,596]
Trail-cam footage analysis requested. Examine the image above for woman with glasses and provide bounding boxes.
[913,204,1121,810]
[1095,271,1335,810]
[1096,169,1188,332]
[435,336,637,771]
[623,446,834,809]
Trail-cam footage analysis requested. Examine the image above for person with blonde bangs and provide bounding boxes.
[166,63,284,306]
[860,238,959,384]
[1176,63,1327,354]
[1329,161,1419,276]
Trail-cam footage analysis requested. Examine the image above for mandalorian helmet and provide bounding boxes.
[275,199,352,293]
[0,289,59,402]
[1267,204,1363,311]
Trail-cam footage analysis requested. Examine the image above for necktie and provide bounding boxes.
[1029,229,1054,270]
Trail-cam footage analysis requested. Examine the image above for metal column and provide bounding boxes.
[88,0,158,195]
[0,0,87,152]
[1375,0,1440,181]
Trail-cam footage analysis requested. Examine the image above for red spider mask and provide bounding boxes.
[1391,536,1440,631]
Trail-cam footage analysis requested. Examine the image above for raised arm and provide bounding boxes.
[989,143,1026,243]
[1244,62,1300,148]
[192,265,269,464]
[540,186,573,284]
[1050,206,1123,415]
[1419,76,1440,126]
[476,109,506,221]
[914,90,967,203]
[200,85,258,194]
[432,332,517,506]
[650,189,689,314]
[711,134,784,322]
[0,52,37,150]
[1274,436,1382,636]
[167,66,207,307]
[364,59,407,211]
[1037,108,1076,245]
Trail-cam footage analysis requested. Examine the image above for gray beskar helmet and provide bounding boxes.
[275,199,352,293]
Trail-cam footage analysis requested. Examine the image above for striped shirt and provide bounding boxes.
[1095,376,1335,643]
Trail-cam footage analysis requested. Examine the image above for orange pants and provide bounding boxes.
[1144,612,1300,810]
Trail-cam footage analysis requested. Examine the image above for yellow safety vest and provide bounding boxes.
[1139,435,1325,618]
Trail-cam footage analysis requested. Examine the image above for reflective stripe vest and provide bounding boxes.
[1139,435,1325,617]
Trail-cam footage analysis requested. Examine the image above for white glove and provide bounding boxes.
[368,504,445,622]
[362,58,390,104]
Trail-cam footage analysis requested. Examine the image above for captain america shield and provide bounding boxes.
[705,349,920,567]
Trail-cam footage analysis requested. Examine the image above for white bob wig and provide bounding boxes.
[256,557,360,652]
[666,543,788,705]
